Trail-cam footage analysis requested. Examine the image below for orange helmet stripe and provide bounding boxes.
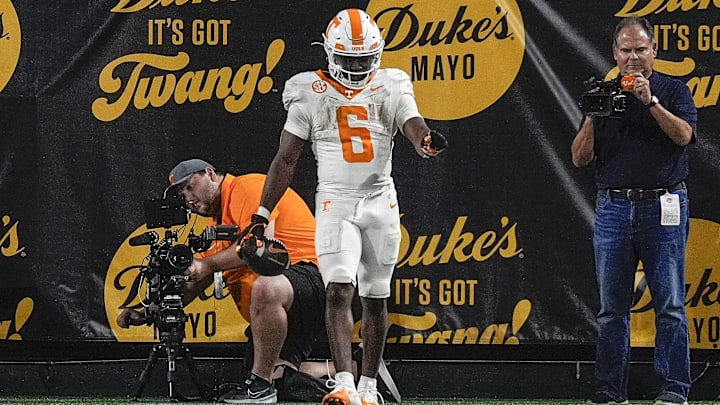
[347,8,364,45]
[326,16,340,38]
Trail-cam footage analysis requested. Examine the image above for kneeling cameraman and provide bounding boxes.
[118,158,331,403]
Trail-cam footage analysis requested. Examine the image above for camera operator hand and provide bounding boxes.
[629,73,653,105]
[182,257,218,302]
[185,257,214,284]
[117,308,147,328]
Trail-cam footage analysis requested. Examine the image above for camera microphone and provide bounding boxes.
[621,75,636,91]
[129,231,159,246]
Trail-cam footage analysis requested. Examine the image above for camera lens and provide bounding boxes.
[166,244,193,270]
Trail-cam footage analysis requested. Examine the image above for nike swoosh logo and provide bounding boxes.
[371,85,384,91]
[390,202,398,208]
[267,244,287,254]
[247,389,269,399]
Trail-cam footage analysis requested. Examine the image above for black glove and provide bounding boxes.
[239,214,269,241]
[421,129,448,157]
[238,236,290,276]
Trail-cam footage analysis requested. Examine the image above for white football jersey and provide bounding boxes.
[282,68,421,196]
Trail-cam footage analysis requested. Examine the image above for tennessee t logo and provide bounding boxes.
[321,200,332,212]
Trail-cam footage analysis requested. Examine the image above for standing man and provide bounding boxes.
[118,158,329,403]
[572,17,696,405]
[248,8,447,405]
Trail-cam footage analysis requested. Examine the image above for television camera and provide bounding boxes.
[126,195,238,400]
[578,75,633,117]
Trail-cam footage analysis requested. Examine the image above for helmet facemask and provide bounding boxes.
[325,47,382,89]
[322,9,384,89]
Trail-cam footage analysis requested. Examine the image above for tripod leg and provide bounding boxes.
[133,345,161,399]
[166,345,178,399]
[181,345,211,400]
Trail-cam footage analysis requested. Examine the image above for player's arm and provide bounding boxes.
[259,129,306,217]
[402,116,447,158]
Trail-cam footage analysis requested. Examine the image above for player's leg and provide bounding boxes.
[355,187,401,405]
[325,282,359,376]
[315,195,363,405]
[358,297,386,378]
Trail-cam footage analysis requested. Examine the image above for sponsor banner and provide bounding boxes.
[631,219,720,349]
[0,0,718,357]
[366,0,526,120]
[105,215,251,342]
[0,0,21,93]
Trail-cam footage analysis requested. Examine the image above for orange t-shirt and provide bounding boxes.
[196,173,316,322]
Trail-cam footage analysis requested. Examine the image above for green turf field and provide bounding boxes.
[1,399,719,405]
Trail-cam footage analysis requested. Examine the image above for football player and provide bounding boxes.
[251,8,447,405]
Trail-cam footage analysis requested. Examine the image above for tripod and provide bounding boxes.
[132,329,210,400]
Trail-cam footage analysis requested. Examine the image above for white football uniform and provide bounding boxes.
[282,68,421,298]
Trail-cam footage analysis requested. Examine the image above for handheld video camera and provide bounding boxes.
[578,76,632,118]
[127,195,238,344]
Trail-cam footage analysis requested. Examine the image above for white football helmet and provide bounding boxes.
[323,9,384,89]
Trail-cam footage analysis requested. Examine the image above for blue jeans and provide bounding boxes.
[592,189,691,401]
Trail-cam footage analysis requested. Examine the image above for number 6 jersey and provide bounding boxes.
[282,68,422,196]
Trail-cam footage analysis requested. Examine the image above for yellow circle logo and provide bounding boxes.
[367,1,525,120]
[0,0,21,93]
[105,217,250,342]
[630,218,720,349]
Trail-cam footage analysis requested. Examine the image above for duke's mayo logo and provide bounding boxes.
[630,219,720,349]
[367,1,525,120]
[0,0,21,93]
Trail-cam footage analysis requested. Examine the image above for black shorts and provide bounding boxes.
[245,262,327,368]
